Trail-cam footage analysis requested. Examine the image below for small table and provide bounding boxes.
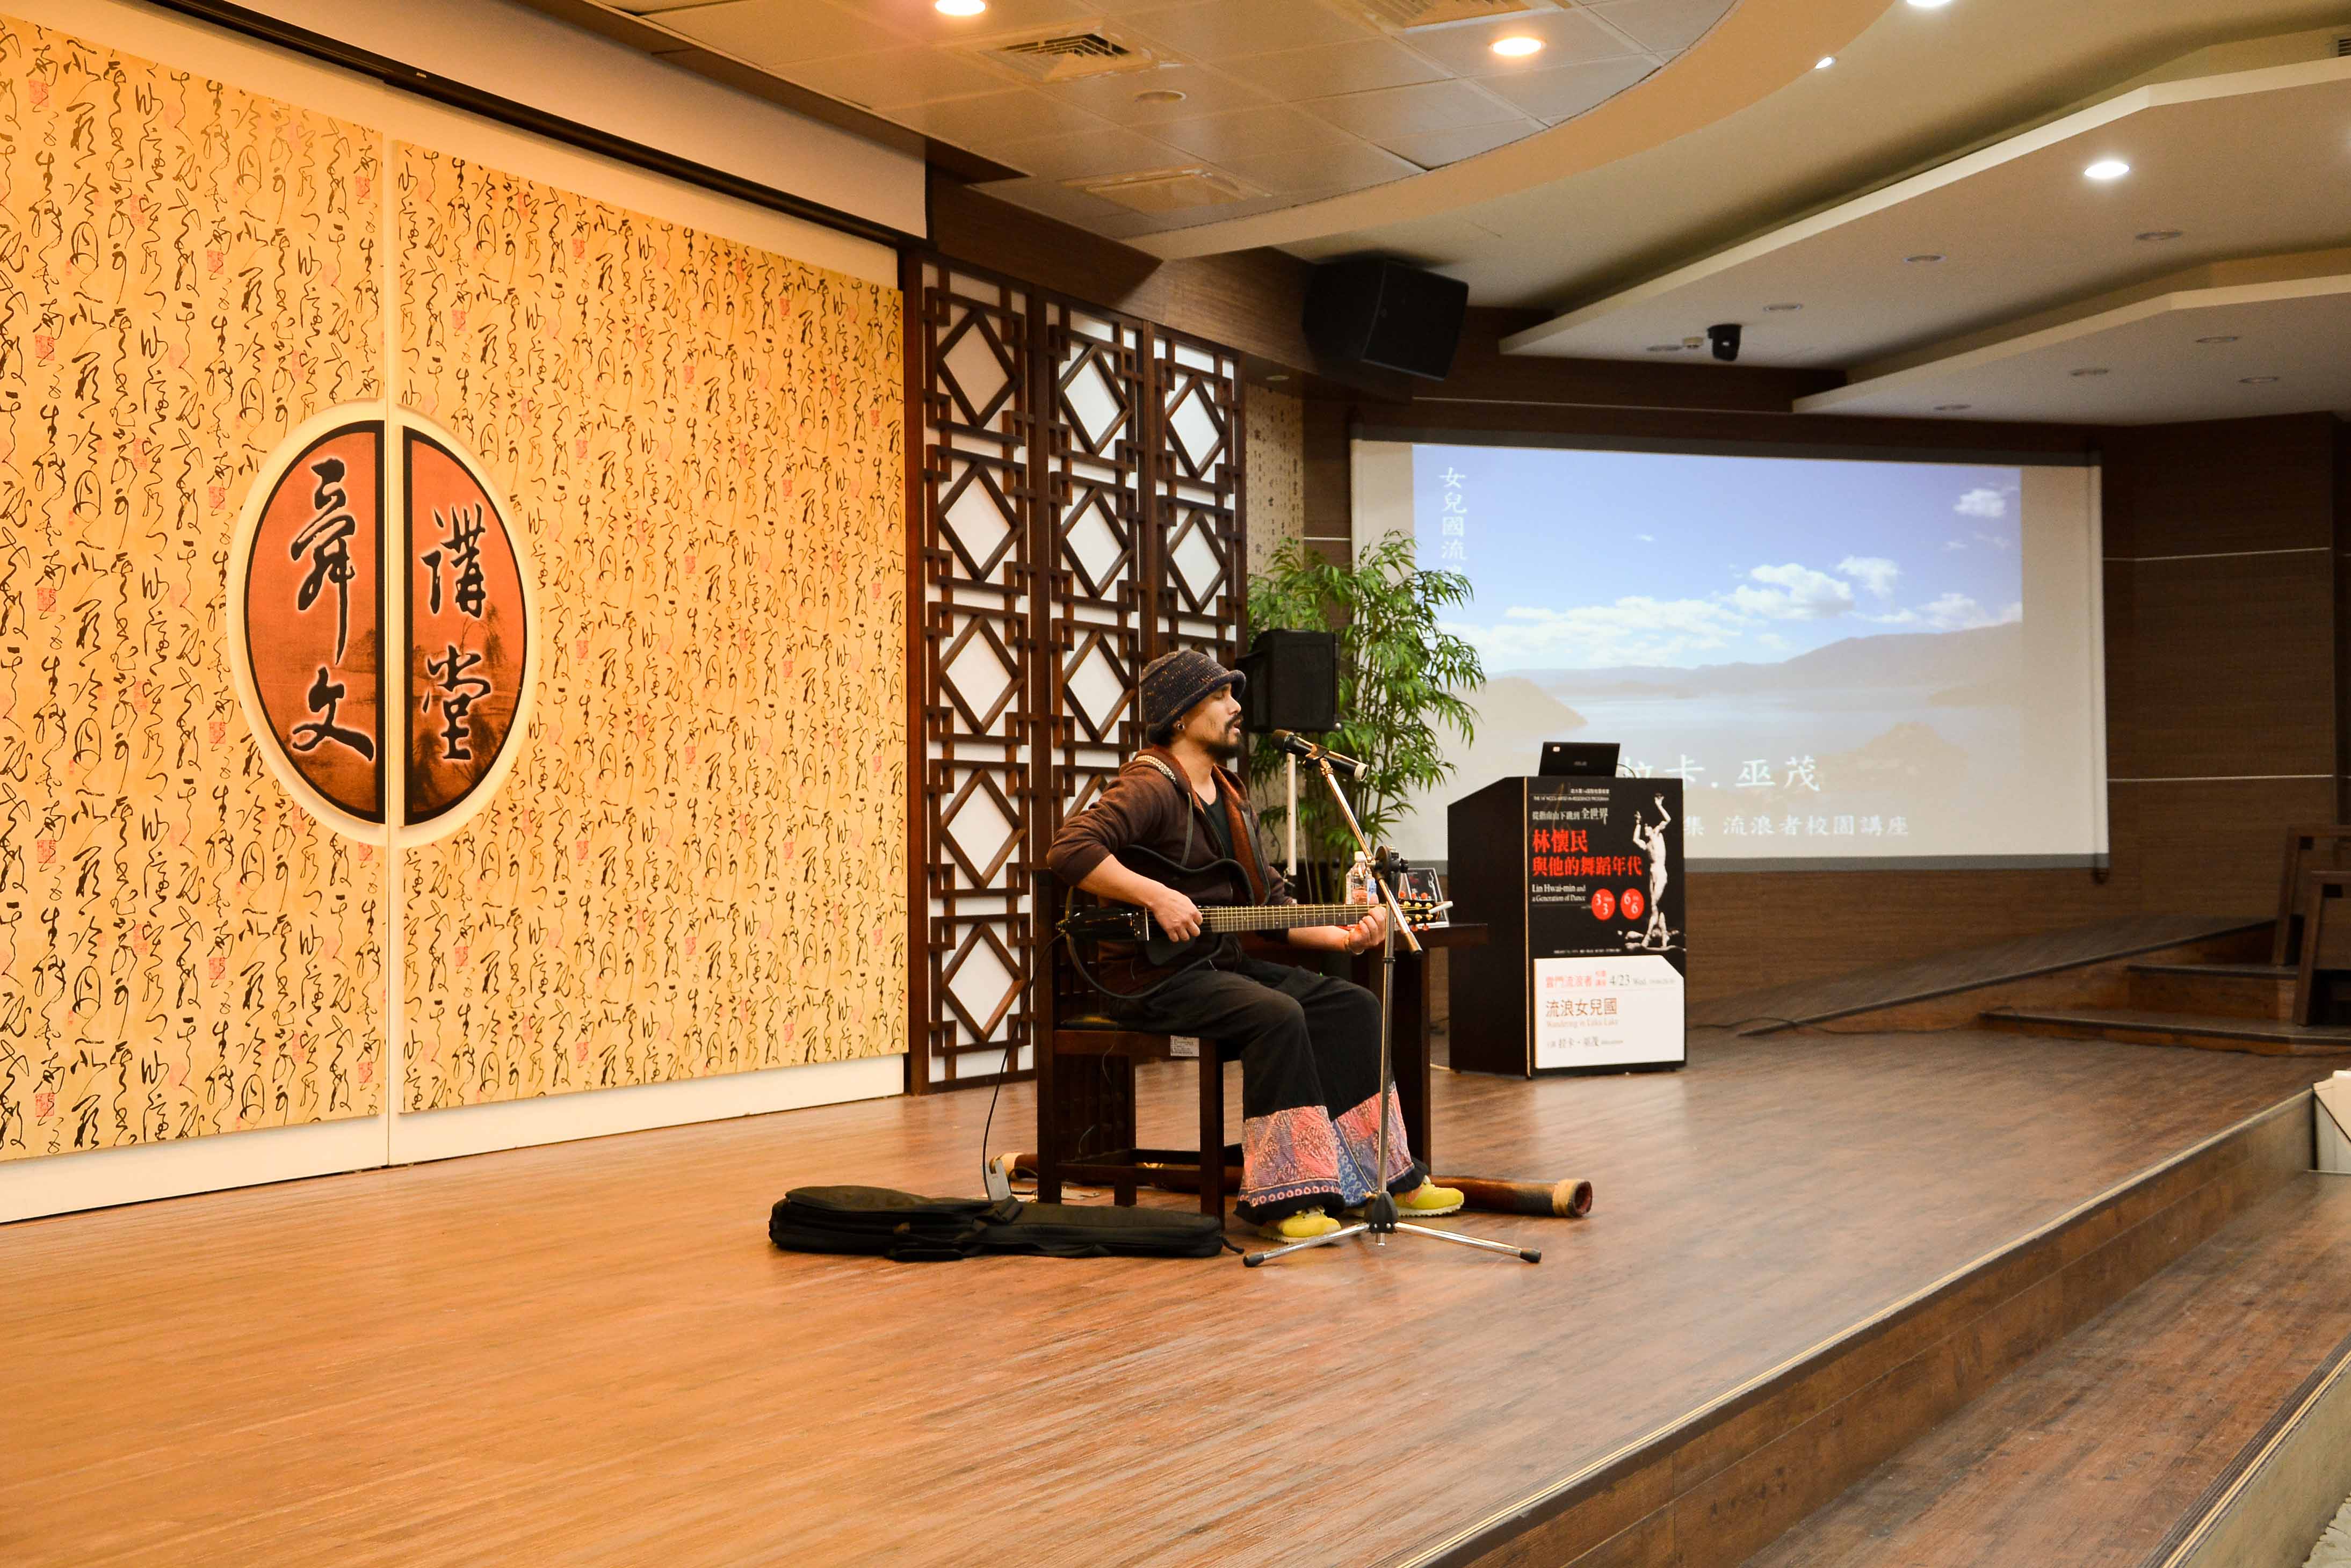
[1352,921,1488,1171]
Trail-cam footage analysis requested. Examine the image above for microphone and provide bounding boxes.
[1268,729,1369,781]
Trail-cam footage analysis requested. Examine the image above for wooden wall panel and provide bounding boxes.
[0,19,387,1160]
[1243,389,1305,579]
[2105,553,2334,780]
[396,148,906,1110]
[2101,415,2338,556]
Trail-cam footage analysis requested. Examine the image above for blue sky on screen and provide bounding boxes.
[1413,444,2026,672]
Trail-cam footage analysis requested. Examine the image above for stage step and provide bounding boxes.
[2127,960,2298,1020]
[1981,1004,2351,1056]
[1742,1173,2351,1568]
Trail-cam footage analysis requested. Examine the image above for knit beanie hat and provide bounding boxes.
[1139,648,1245,744]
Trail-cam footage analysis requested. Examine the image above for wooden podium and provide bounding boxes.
[1448,776,1687,1077]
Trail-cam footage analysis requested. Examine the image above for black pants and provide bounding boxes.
[1116,953,1424,1222]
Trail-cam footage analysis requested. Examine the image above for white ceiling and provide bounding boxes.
[1503,53,2351,367]
[1795,260,2351,424]
[609,0,1735,238]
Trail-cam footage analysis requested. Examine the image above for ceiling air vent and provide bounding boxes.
[977,27,1158,82]
[2337,33,2351,56]
[1068,166,1263,215]
[1347,0,1550,31]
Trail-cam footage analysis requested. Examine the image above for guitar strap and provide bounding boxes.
[1133,752,1269,903]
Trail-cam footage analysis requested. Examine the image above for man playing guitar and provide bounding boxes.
[1046,648,1463,1240]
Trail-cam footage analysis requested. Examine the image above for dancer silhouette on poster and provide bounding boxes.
[1630,793,1679,953]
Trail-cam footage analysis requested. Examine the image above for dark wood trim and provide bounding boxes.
[148,0,923,252]
[902,248,929,1094]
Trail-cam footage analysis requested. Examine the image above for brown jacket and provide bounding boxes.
[1045,745,1296,909]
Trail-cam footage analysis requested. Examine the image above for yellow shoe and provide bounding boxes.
[1395,1182,1465,1217]
[1261,1208,1342,1242]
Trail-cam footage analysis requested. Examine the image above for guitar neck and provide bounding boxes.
[1195,904,1371,933]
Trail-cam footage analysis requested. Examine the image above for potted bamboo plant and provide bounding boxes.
[1246,533,1485,905]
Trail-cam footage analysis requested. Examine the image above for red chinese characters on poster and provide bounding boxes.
[240,423,385,823]
[404,432,527,825]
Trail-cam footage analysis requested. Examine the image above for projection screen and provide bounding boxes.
[1354,434,2108,870]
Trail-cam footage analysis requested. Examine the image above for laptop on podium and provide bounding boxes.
[1538,742,1620,778]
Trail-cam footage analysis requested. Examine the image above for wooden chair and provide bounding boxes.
[1035,872,1242,1218]
[2292,868,2351,1026]
[2272,826,2351,966]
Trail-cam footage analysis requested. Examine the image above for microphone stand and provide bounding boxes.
[1244,750,1539,1269]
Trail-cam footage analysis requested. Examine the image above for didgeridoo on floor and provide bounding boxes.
[1004,1153,1592,1217]
[1436,1176,1595,1218]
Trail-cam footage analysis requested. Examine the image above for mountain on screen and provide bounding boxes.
[1514,622,2022,699]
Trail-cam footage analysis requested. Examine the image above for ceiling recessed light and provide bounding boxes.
[1814,55,1836,69]
[2070,368,2110,378]
[1934,403,1973,412]
[935,0,986,13]
[1906,0,1952,8]
[2084,158,2131,181]
[1492,34,1543,57]
[1903,252,1945,264]
[1763,302,1803,312]
[1265,373,1289,382]
[1134,88,1187,105]
[2196,335,2239,345]
[2135,229,2183,242]
[2240,375,2280,384]
[1645,344,1683,353]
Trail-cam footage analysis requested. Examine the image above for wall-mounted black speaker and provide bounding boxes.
[1303,258,1470,381]
[1240,629,1340,735]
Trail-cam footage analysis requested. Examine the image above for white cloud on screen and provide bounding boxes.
[1466,597,1748,667]
[1730,562,1855,620]
[1971,531,2013,550]
[1835,556,1901,598]
[1955,487,2009,518]
[1867,593,2022,631]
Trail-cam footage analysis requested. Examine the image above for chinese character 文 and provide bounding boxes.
[290,664,373,760]
[291,456,359,662]
[424,504,489,619]
[423,642,494,763]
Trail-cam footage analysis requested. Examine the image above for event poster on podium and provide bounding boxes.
[1525,779,1686,1071]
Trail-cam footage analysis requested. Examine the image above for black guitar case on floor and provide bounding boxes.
[769,1186,1228,1262]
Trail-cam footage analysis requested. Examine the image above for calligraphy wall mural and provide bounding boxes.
[0,17,387,1162]
[2,13,907,1166]
[395,148,906,1111]
[1244,389,1304,580]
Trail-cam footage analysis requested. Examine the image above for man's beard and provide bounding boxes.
[1205,720,1243,761]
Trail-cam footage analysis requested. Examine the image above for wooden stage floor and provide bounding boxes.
[6,1028,2348,1568]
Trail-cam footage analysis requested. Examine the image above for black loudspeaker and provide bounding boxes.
[1303,258,1469,381]
[1240,629,1340,734]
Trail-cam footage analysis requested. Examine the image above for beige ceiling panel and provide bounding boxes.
[990,124,1194,180]
[1795,275,2351,424]
[1219,35,1450,97]
[1395,8,1658,76]
[643,0,916,66]
[1587,0,1746,54]
[971,174,1137,226]
[889,88,1116,146]
[780,45,1016,110]
[1478,54,1658,121]
[1305,78,1523,139]
[845,0,1115,46]
[1035,60,1275,122]
[1378,117,1544,166]
[1220,140,1423,197]
[1120,0,1378,60]
[1148,104,1359,162]
[1503,60,2351,366]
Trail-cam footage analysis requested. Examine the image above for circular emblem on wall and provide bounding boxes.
[229,404,538,844]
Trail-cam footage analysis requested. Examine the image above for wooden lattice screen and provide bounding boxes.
[905,255,1247,1091]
